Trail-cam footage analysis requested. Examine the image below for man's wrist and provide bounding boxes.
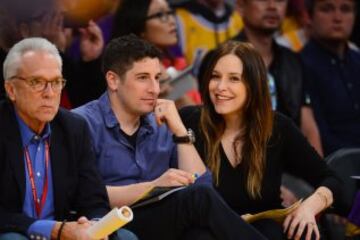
[50,222,62,240]
[172,127,188,137]
[57,220,67,240]
[173,129,196,144]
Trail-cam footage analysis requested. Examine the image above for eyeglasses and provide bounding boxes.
[10,76,66,92]
[146,10,175,23]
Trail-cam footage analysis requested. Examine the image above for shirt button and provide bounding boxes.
[37,198,40,203]
[347,82,353,89]
[37,147,41,152]
[30,234,35,239]
[37,172,41,177]
[34,136,40,140]
[36,236,41,240]
[331,59,336,65]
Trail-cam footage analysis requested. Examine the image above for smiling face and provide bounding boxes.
[5,50,62,132]
[142,0,177,48]
[240,0,288,34]
[111,57,162,117]
[209,54,248,119]
[309,0,355,43]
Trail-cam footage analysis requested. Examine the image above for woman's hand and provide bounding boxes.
[283,203,320,240]
[284,186,333,240]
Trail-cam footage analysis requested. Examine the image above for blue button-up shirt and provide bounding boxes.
[16,113,56,240]
[73,93,211,186]
[301,40,360,155]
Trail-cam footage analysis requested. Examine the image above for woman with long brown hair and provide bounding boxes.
[180,41,341,240]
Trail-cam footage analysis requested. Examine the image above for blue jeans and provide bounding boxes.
[0,233,28,240]
[0,229,137,240]
[112,229,138,240]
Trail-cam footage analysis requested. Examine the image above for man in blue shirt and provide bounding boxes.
[301,0,360,156]
[73,34,267,240]
[0,38,136,240]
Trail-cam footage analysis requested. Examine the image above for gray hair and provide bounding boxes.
[3,37,62,80]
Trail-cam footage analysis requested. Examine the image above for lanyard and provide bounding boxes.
[24,140,50,218]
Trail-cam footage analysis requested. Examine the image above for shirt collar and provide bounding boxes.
[98,92,156,133]
[15,111,51,147]
[141,113,156,134]
[99,92,120,129]
[308,39,351,62]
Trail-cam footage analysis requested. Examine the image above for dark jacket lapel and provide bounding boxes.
[49,120,69,220]
[3,102,26,204]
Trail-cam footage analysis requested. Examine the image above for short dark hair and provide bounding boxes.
[305,0,357,16]
[111,0,151,39]
[102,34,162,78]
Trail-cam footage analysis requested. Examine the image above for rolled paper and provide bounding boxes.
[87,206,133,240]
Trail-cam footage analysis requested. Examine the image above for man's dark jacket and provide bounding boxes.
[0,100,109,235]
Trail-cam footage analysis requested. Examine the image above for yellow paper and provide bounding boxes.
[87,206,133,240]
[242,199,303,224]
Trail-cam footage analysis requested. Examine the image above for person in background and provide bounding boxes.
[0,37,136,240]
[174,0,243,64]
[73,34,268,240]
[276,0,359,53]
[300,0,360,156]
[180,41,342,240]
[112,0,200,106]
[234,0,323,156]
[64,0,122,60]
[276,0,311,52]
[0,0,106,108]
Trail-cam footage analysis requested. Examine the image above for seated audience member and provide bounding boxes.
[276,0,310,52]
[0,0,106,108]
[112,0,200,105]
[174,0,243,64]
[180,41,342,240]
[73,34,267,240]
[0,38,136,240]
[276,0,359,53]
[300,0,360,156]
[63,0,120,58]
[234,0,323,156]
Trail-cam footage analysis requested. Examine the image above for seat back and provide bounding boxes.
[326,148,360,215]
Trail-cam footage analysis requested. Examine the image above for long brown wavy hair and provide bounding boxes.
[200,41,274,199]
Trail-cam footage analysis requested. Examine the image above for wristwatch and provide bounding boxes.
[173,128,196,144]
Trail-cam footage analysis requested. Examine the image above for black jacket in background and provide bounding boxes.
[234,32,305,125]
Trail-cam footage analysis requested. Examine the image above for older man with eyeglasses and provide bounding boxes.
[0,37,137,240]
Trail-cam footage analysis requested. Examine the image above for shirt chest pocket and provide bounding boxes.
[99,145,138,180]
